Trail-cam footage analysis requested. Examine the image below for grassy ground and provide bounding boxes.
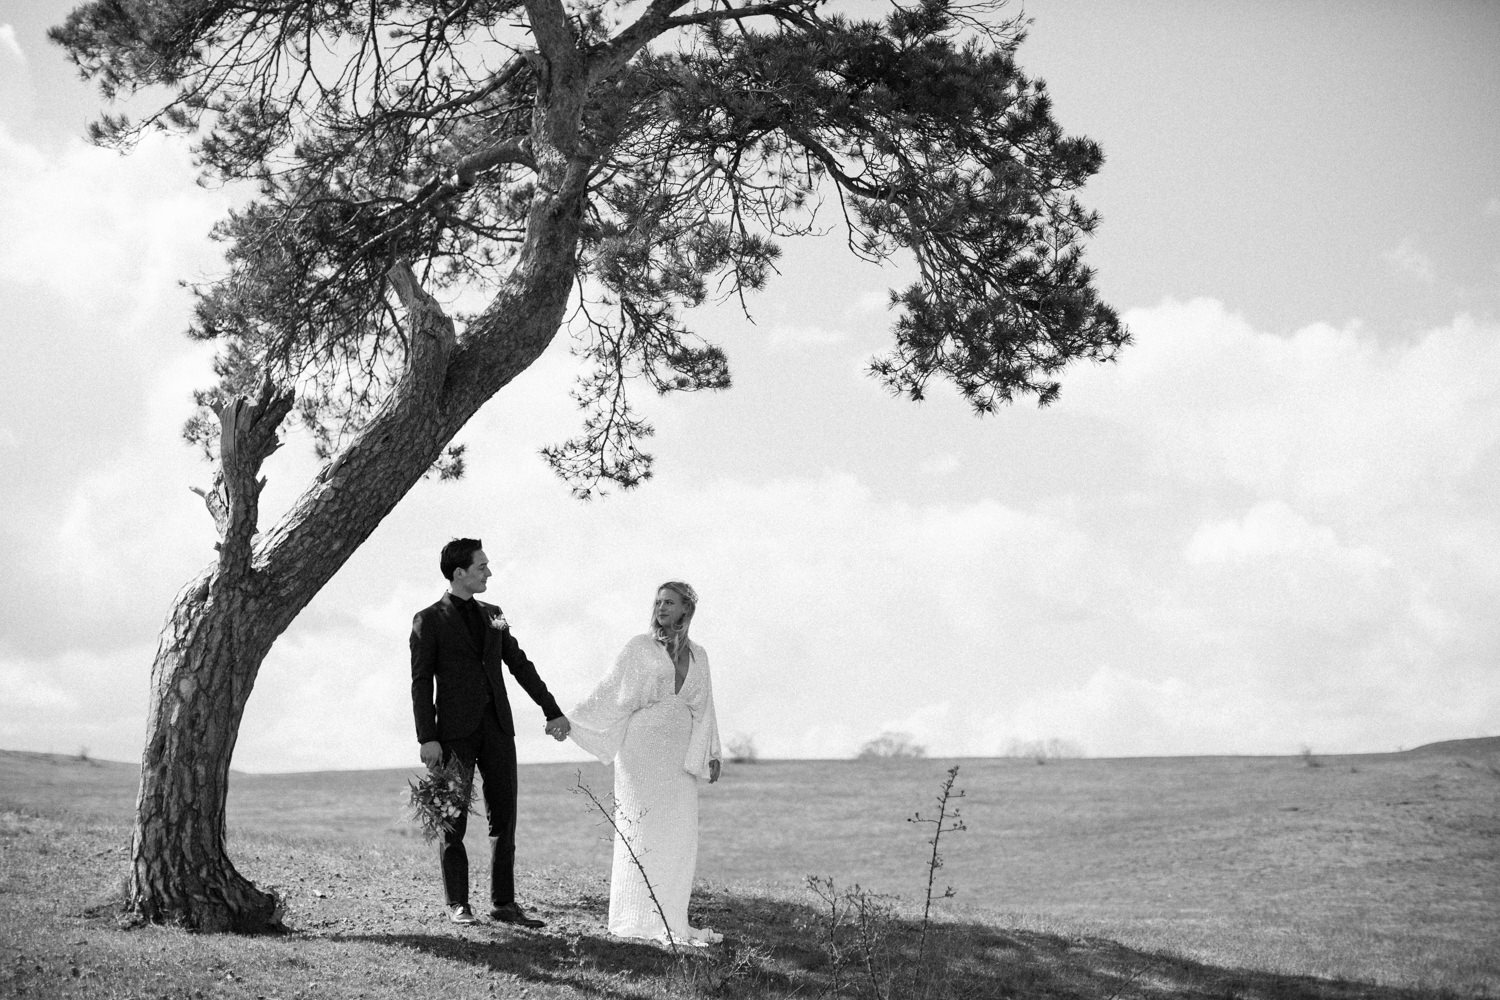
[1,741,1496,999]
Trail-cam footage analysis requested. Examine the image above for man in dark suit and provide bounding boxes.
[411,537,571,926]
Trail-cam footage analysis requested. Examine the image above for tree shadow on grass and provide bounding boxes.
[898,924,1451,1000]
[323,883,798,999]
[330,929,687,1000]
[325,887,1458,1000]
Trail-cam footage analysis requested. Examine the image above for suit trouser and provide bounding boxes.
[439,707,519,907]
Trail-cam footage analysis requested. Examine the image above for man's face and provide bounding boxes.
[454,549,492,594]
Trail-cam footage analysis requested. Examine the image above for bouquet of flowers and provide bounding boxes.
[408,757,475,843]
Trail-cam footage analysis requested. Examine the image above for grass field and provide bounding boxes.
[1,739,1496,999]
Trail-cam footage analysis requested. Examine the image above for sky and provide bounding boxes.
[1,2,1497,773]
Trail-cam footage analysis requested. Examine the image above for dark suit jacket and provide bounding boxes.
[410,593,563,744]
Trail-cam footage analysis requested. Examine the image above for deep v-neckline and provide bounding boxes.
[667,644,691,695]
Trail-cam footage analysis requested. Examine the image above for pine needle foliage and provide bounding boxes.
[53,0,1127,497]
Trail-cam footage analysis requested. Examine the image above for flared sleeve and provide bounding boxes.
[567,635,655,764]
[681,642,721,780]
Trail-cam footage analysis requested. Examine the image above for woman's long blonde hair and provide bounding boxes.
[650,581,698,662]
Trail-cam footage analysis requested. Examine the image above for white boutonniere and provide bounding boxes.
[489,612,510,632]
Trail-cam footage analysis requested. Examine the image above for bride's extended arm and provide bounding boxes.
[568,636,651,762]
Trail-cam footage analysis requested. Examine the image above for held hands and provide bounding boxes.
[419,740,443,769]
[544,715,571,741]
[709,759,721,784]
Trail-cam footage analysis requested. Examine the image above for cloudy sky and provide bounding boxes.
[1,2,1497,773]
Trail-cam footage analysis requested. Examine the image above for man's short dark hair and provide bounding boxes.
[440,538,483,581]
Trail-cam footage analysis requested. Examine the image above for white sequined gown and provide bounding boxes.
[569,634,721,945]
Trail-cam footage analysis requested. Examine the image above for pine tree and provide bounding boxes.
[52,0,1128,931]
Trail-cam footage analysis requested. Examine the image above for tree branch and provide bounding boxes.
[662,0,821,31]
[593,0,818,85]
[523,0,584,81]
[314,261,457,494]
[209,377,294,571]
[385,261,457,394]
[381,53,532,121]
[452,136,535,187]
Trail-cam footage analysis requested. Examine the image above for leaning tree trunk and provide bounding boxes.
[123,62,590,925]
[124,372,299,931]
[125,573,290,930]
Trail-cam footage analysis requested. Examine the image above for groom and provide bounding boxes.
[410,537,571,927]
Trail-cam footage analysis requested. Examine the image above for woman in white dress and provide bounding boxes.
[568,581,722,946]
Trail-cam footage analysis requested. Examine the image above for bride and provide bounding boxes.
[567,581,723,946]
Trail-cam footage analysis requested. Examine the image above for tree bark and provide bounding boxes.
[124,575,284,931]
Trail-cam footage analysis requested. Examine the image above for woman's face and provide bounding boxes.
[654,589,688,628]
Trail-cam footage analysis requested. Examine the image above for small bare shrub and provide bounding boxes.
[572,773,773,990]
[808,766,969,998]
[1300,745,1323,768]
[806,876,898,1000]
[570,773,680,958]
[909,764,966,965]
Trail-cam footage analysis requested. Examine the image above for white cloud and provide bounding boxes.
[31,301,1500,770]
[1174,501,1397,646]
[1184,501,1389,570]
[236,620,417,773]
[0,647,150,761]
[765,321,849,351]
[1002,667,1207,755]
[871,701,966,757]
[0,119,232,662]
[0,662,72,714]
[1064,300,1500,521]
[4,246,1498,770]
[0,123,231,302]
[1484,197,1500,218]
[918,453,962,476]
[0,25,24,64]
[1382,238,1436,284]
[43,347,219,571]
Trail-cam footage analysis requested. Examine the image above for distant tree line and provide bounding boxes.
[852,733,1085,761]
[858,732,928,760]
